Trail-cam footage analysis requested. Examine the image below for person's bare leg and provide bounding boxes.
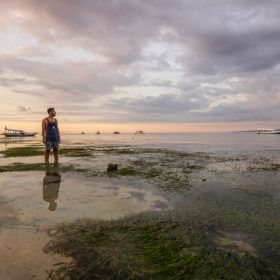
[54,149,58,164]
[45,150,50,163]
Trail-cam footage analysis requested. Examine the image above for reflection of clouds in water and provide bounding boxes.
[129,191,146,202]
[103,186,120,191]
[128,191,170,210]
[43,165,61,211]
[0,170,175,225]
[152,200,169,210]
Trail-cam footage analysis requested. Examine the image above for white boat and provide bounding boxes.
[3,126,38,137]
[256,128,280,134]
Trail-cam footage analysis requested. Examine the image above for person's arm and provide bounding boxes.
[42,119,47,144]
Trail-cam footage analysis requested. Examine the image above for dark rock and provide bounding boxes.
[107,163,118,172]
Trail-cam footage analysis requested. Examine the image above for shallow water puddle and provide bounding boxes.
[0,171,171,225]
[0,170,172,279]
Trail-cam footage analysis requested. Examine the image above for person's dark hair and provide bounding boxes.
[47,108,55,114]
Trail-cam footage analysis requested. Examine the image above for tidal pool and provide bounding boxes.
[0,169,173,279]
[0,170,172,224]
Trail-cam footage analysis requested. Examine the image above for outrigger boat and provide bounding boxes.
[3,126,38,137]
[256,128,280,134]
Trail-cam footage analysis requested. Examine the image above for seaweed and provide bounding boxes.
[44,215,280,280]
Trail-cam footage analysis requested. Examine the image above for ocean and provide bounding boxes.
[2,131,280,157]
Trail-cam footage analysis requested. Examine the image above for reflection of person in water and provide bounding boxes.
[43,165,61,211]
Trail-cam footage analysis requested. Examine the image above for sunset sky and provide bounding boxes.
[1,0,280,133]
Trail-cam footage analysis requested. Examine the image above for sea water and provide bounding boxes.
[2,132,279,156]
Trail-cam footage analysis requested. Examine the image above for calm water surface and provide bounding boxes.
[2,132,280,157]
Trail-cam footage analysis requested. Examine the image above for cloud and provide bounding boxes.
[0,55,141,101]
[17,106,31,112]
[0,0,280,126]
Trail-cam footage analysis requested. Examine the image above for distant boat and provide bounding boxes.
[113,131,120,134]
[95,131,101,135]
[81,132,85,134]
[256,128,280,134]
[3,126,37,137]
[135,130,144,135]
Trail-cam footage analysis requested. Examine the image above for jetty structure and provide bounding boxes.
[256,128,280,134]
[2,126,37,137]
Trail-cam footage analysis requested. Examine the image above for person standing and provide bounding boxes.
[42,108,61,164]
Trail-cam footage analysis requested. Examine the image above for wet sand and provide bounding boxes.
[0,229,63,279]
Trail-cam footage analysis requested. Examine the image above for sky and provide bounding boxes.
[1,0,280,133]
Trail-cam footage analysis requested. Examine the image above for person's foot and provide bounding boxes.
[54,160,59,166]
